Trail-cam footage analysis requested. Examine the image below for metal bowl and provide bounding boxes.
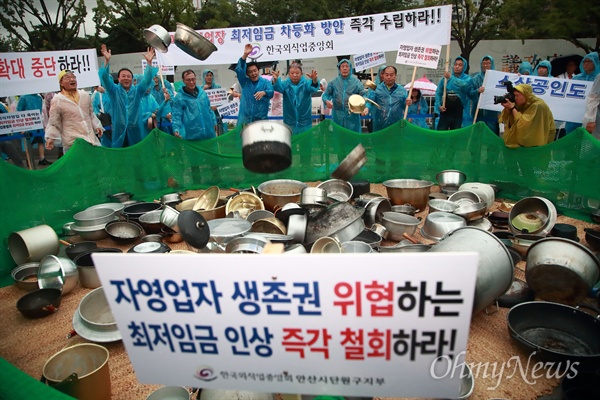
[174,22,218,61]
[391,204,416,216]
[341,241,372,253]
[73,207,115,227]
[138,210,165,234]
[141,234,164,243]
[250,217,287,235]
[226,192,264,219]
[258,179,307,212]
[420,212,467,242]
[380,212,421,241]
[78,287,117,330]
[193,186,220,211]
[428,199,459,214]
[310,236,341,253]
[105,220,143,244]
[436,169,467,190]
[128,242,171,254]
[382,179,434,211]
[300,187,328,205]
[37,255,79,294]
[12,262,40,291]
[86,202,125,216]
[453,202,487,221]
[144,24,172,53]
[64,241,98,261]
[198,198,227,221]
[508,196,557,236]
[71,221,115,240]
[448,190,481,206]
[225,235,270,254]
[317,179,354,202]
[108,192,133,203]
[207,218,252,245]
[122,202,163,221]
[361,197,392,229]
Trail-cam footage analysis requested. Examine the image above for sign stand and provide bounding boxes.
[404,66,418,120]
[442,44,450,109]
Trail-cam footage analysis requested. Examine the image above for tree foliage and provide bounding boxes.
[93,0,197,53]
[0,0,88,51]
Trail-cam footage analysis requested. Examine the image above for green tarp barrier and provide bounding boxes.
[1,120,599,285]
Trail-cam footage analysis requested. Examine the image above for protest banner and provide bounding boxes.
[93,252,477,398]
[0,49,99,97]
[480,70,591,124]
[217,101,240,122]
[206,88,228,107]
[353,52,386,72]
[141,59,175,76]
[157,5,452,66]
[0,110,43,135]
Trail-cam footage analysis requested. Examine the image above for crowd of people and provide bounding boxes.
[1,46,599,168]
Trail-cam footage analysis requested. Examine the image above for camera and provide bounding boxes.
[493,80,516,105]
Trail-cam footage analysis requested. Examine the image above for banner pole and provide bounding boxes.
[404,66,418,120]
[472,70,489,125]
[442,44,451,109]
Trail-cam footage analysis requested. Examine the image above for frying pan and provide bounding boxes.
[17,288,62,318]
[507,301,600,367]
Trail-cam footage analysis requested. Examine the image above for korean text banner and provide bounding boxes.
[0,49,100,97]
[480,70,592,123]
[93,252,477,398]
[0,110,43,135]
[157,5,452,66]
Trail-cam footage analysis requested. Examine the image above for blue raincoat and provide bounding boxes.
[533,60,552,76]
[321,59,366,132]
[91,89,112,146]
[519,62,533,75]
[99,64,157,147]
[573,52,600,81]
[171,86,216,140]
[469,55,499,134]
[202,69,227,134]
[406,90,429,129]
[150,79,174,105]
[273,75,318,134]
[235,58,274,124]
[368,65,388,128]
[366,81,409,131]
[434,56,473,127]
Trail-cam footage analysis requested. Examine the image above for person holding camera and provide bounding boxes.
[499,83,555,148]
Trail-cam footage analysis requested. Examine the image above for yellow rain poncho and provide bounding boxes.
[500,84,555,148]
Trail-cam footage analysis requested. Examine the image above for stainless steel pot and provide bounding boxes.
[383,179,434,211]
[257,179,307,212]
[525,237,600,305]
[242,121,292,173]
[304,202,364,245]
[508,196,557,236]
[8,225,59,265]
[428,227,514,315]
[143,25,171,53]
[174,22,217,61]
[361,197,391,228]
[380,212,420,241]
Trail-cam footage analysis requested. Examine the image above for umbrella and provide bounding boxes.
[404,75,437,96]
[550,54,583,78]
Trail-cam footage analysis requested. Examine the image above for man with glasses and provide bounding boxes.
[99,44,158,147]
[44,70,103,153]
[171,70,216,140]
[362,65,412,131]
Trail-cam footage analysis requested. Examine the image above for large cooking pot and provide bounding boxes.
[143,25,171,53]
[383,179,434,211]
[257,179,307,212]
[242,121,292,174]
[525,237,600,305]
[174,22,217,61]
[507,301,600,367]
[43,343,111,400]
[428,226,514,314]
[8,224,60,265]
[305,202,365,245]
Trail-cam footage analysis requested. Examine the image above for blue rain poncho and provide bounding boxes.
[150,78,174,105]
[366,81,409,131]
[273,74,318,134]
[375,65,387,85]
[321,59,366,132]
[171,86,216,140]
[533,60,552,76]
[368,65,388,126]
[202,69,227,134]
[434,56,473,127]
[406,90,429,129]
[519,62,533,75]
[99,63,157,147]
[468,55,499,134]
[573,52,600,81]
[235,58,274,124]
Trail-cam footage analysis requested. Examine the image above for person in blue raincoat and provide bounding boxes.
[434,56,473,130]
[406,88,429,129]
[171,69,216,140]
[564,52,600,135]
[139,86,171,140]
[321,59,366,132]
[518,61,533,75]
[202,69,227,135]
[469,55,499,135]
[533,60,552,77]
[99,44,157,147]
[150,75,174,135]
[271,63,319,134]
[17,93,52,165]
[363,66,411,131]
[235,44,274,125]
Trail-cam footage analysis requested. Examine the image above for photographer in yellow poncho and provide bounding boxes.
[499,84,556,148]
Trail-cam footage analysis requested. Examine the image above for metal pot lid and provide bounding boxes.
[305,202,364,244]
[127,242,171,253]
[178,210,210,249]
[207,218,252,244]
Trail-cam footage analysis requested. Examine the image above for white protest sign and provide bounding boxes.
[353,52,386,72]
[396,42,442,69]
[480,70,592,123]
[0,110,43,135]
[93,252,477,398]
[217,101,240,119]
[0,49,99,97]
[141,59,175,76]
[206,88,228,106]
[157,5,452,66]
